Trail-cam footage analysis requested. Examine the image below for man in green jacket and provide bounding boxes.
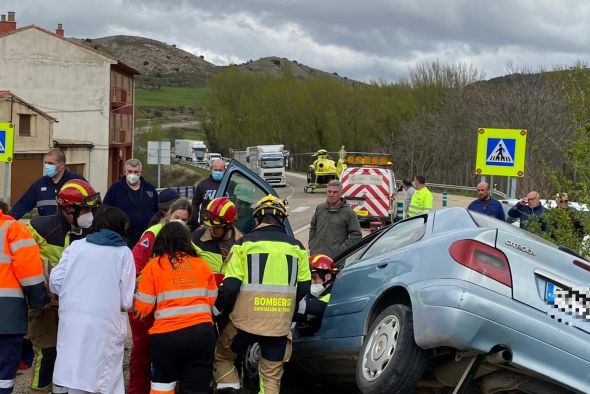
[408,175,433,217]
[309,180,362,258]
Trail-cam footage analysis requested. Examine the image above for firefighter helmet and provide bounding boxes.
[57,179,101,208]
[203,197,237,227]
[253,195,287,219]
[309,254,337,273]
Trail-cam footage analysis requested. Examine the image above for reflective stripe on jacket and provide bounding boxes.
[0,211,49,334]
[408,187,433,217]
[134,253,216,334]
[225,225,311,337]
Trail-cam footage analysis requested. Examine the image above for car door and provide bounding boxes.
[215,159,293,235]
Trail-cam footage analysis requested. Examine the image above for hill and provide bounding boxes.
[73,35,360,88]
[75,35,217,88]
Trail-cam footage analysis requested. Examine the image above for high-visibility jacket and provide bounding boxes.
[27,213,87,268]
[0,211,49,335]
[134,253,217,335]
[191,226,242,273]
[220,224,311,337]
[408,187,433,217]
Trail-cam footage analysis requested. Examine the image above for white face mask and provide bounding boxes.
[126,174,140,185]
[310,283,324,297]
[170,218,187,225]
[77,212,94,229]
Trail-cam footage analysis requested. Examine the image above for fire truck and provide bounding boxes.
[340,153,396,225]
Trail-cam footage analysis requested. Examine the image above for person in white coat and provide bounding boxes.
[49,206,136,394]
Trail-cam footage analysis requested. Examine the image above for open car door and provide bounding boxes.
[215,160,293,236]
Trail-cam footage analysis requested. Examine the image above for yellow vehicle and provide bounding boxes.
[304,147,346,193]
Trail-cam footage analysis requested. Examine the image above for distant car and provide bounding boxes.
[216,163,590,393]
[205,152,222,169]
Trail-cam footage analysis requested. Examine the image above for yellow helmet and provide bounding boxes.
[253,195,287,220]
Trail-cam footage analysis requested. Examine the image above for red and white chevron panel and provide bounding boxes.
[341,167,392,219]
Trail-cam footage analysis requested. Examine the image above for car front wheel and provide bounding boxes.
[356,305,428,394]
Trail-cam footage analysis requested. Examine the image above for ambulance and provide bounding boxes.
[340,154,396,225]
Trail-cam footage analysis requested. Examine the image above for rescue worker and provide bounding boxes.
[191,197,242,274]
[128,198,192,394]
[233,183,258,233]
[408,175,433,217]
[134,221,217,394]
[213,195,311,394]
[0,209,49,394]
[295,254,337,335]
[26,179,101,393]
[10,149,85,220]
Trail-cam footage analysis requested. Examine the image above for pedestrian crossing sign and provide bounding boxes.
[475,128,527,177]
[0,123,14,163]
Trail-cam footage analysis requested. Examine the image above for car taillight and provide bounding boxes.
[449,240,512,287]
[573,259,590,272]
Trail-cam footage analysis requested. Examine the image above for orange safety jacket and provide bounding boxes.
[134,253,217,335]
[0,211,49,335]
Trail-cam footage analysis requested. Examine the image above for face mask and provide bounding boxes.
[76,212,94,229]
[126,174,140,185]
[44,164,58,177]
[211,171,224,181]
[170,218,187,225]
[310,283,324,297]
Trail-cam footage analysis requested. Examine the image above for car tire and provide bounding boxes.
[356,305,427,394]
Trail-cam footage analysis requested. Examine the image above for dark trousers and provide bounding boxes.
[230,331,287,362]
[150,323,216,394]
[0,335,23,394]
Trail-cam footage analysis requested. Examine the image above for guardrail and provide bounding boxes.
[156,186,197,199]
[412,181,508,199]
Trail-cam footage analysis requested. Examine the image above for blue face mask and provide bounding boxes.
[212,171,224,181]
[44,163,58,177]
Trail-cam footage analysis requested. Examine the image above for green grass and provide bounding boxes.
[136,87,208,107]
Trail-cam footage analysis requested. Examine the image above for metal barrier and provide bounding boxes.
[395,180,508,200]
[156,186,196,199]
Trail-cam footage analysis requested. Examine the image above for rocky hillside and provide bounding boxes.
[75,35,217,88]
[73,35,359,88]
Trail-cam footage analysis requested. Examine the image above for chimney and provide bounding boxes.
[0,11,16,34]
[55,23,64,37]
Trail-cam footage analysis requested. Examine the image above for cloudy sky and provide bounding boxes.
[6,0,590,82]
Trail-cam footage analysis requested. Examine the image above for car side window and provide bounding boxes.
[361,217,426,260]
[225,172,267,234]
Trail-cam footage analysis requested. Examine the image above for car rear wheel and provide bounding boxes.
[356,305,428,394]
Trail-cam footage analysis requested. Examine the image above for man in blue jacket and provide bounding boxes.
[11,150,85,219]
[508,190,547,231]
[103,158,158,248]
[467,182,505,220]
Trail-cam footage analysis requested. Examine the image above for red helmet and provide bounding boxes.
[203,197,237,227]
[57,179,101,208]
[309,254,337,273]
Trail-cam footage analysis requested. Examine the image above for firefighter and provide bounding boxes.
[26,179,101,393]
[0,209,49,394]
[295,254,337,335]
[408,175,433,217]
[191,197,242,274]
[213,195,311,394]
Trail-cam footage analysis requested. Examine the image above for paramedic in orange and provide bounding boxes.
[0,209,49,394]
[134,221,217,394]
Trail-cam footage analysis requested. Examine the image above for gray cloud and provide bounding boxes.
[6,0,590,82]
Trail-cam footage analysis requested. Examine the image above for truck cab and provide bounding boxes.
[246,145,287,187]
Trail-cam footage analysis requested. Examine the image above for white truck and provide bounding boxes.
[245,145,287,187]
[175,139,207,163]
[231,150,248,166]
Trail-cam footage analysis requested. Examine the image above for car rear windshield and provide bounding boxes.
[468,210,556,247]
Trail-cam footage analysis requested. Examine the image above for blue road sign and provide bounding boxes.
[0,130,5,154]
[485,138,516,167]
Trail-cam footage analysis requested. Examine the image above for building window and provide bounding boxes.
[19,114,32,136]
[66,163,85,176]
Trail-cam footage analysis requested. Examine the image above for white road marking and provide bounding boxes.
[285,183,296,201]
[294,224,310,235]
[290,206,310,213]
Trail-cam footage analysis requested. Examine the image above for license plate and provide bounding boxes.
[357,210,369,216]
[545,281,563,302]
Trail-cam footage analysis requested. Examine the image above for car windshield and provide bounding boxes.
[468,210,557,248]
[261,158,284,168]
